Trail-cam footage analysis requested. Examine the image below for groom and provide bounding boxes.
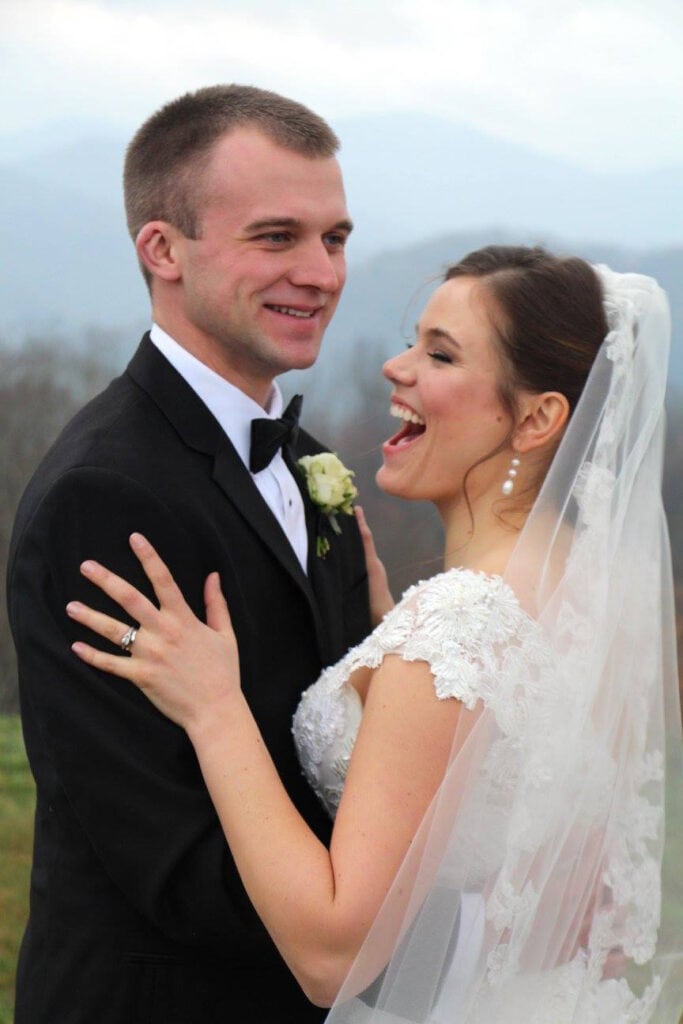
[7,85,370,1023]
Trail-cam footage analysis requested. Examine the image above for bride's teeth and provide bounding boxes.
[390,403,425,426]
[270,305,314,318]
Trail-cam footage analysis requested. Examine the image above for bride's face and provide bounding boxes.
[377,275,513,511]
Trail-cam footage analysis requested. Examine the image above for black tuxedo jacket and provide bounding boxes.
[7,335,370,1024]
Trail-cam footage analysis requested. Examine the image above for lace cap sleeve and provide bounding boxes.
[351,569,544,709]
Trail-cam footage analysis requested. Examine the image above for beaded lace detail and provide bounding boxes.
[292,568,543,818]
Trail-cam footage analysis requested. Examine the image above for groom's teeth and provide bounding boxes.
[269,305,315,318]
[390,403,425,426]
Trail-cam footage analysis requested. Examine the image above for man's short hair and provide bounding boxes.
[124,84,340,286]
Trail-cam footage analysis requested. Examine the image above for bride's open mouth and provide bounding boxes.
[385,402,426,450]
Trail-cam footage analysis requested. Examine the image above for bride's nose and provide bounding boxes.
[383,348,416,386]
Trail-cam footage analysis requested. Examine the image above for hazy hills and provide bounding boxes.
[335,114,683,257]
[1,113,681,387]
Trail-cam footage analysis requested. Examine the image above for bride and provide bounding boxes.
[67,246,683,1022]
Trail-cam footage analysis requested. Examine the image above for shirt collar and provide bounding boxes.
[149,323,282,468]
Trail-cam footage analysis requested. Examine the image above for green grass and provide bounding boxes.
[0,715,34,1024]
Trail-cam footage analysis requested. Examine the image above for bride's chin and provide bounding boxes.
[375,464,396,494]
[375,464,416,500]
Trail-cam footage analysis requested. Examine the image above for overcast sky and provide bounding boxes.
[2,0,682,173]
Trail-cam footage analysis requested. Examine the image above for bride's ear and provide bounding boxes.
[512,391,570,454]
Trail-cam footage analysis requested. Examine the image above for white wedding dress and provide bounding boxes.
[292,566,666,1023]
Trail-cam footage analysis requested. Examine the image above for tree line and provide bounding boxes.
[2,334,683,714]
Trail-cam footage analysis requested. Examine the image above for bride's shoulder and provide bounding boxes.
[408,565,551,645]
[381,567,530,650]
[375,568,542,707]
[396,566,516,614]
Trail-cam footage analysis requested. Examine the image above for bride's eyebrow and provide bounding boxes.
[417,324,462,350]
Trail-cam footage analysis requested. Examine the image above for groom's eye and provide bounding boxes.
[260,232,290,243]
[323,232,348,250]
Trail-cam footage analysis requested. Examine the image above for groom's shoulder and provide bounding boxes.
[11,345,186,531]
[24,334,186,484]
[9,379,129,531]
[25,370,149,485]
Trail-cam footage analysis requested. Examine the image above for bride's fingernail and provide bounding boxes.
[81,561,96,575]
[130,533,145,550]
[66,602,82,616]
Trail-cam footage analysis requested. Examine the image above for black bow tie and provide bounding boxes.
[249,394,303,473]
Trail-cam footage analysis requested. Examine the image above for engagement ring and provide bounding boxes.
[120,626,137,653]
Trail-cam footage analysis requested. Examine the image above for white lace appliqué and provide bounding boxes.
[292,568,542,818]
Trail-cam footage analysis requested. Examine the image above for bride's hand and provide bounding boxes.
[355,505,394,625]
[66,532,241,734]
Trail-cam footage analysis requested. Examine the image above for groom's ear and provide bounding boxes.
[135,221,183,284]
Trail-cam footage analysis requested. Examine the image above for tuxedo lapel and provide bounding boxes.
[126,335,327,655]
[211,445,313,594]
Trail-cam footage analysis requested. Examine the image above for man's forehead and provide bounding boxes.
[208,126,342,177]
[200,139,349,226]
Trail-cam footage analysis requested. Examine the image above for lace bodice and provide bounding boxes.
[292,567,546,818]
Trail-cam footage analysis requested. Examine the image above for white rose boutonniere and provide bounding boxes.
[297,452,358,557]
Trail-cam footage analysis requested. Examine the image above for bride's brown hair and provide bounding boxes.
[445,246,608,421]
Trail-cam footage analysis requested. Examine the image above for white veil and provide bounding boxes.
[326,267,683,1023]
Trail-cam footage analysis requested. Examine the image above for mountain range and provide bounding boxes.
[1,113,681,387]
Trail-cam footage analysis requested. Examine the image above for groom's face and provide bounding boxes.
[171,127,351,404]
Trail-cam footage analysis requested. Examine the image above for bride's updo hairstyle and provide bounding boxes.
[445,246,608,422]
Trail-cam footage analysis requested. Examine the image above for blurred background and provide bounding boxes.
[1,1,682,1019]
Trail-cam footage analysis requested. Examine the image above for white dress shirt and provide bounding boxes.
[149,324,308,572]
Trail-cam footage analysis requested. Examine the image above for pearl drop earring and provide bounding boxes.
[502,456,520,496]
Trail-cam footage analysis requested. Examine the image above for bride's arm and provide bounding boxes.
[68,534,460,1006]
